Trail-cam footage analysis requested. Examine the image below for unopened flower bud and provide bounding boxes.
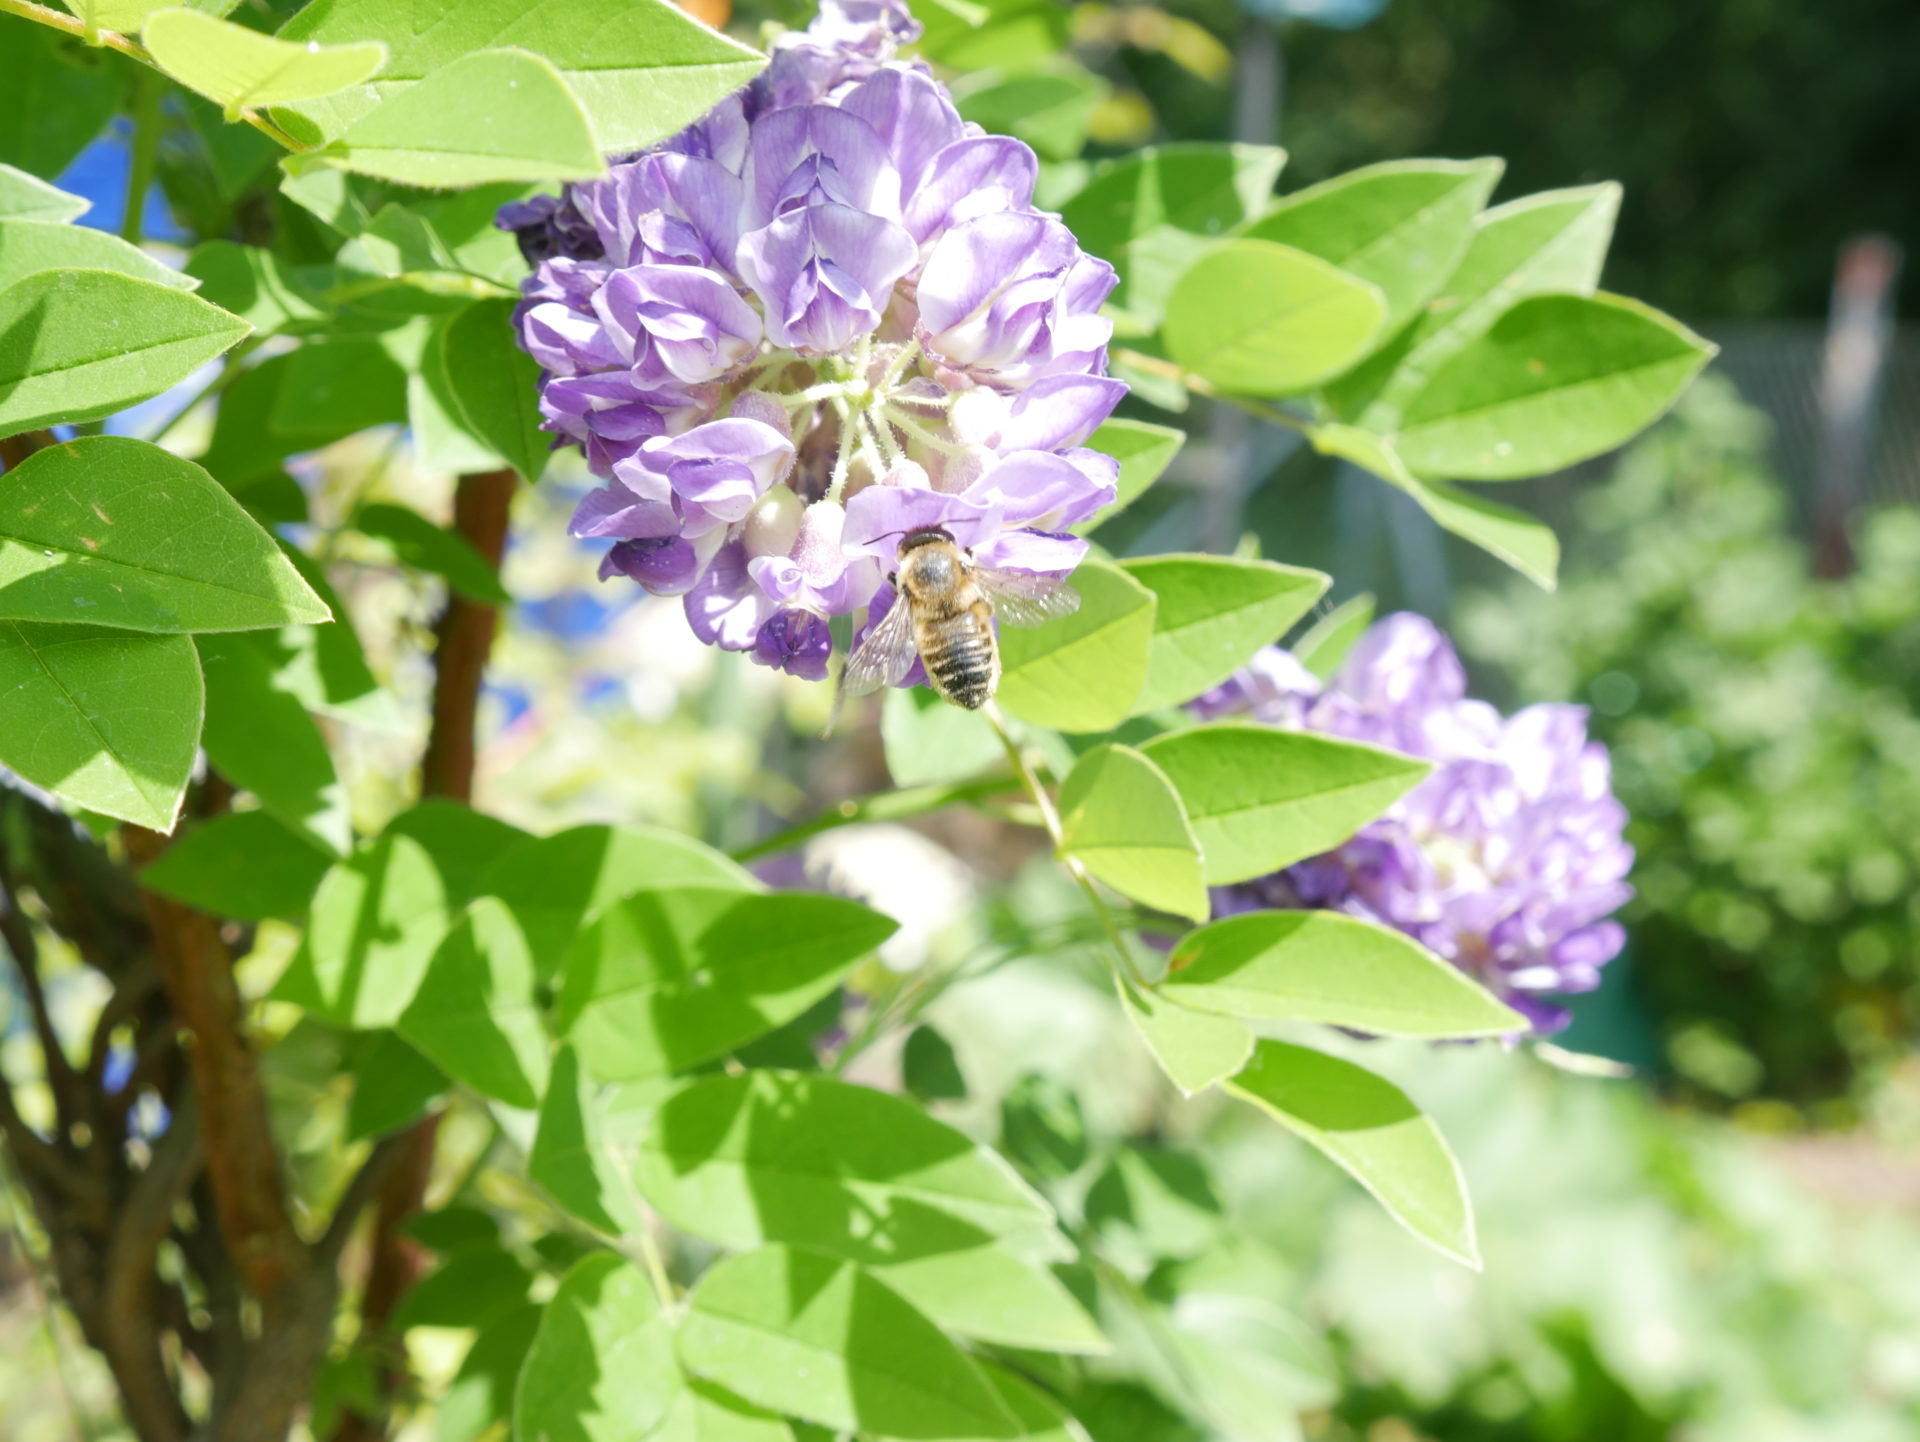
[744,482,806,558]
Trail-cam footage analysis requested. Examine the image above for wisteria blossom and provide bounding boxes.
[500,0,1122,682]
[1197,614,1634,1034]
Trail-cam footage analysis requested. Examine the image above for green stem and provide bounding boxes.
[1110,346,1317,437]
[144,341,257,445]
[729,774,1021,864]
[982,704,1150,990]
[121,65,164,244]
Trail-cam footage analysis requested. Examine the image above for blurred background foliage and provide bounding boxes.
[3,0,1918,1438]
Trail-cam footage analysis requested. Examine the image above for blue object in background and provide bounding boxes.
[55,118,191,244]
[519,590,621,641]
[1238,0,1388,27]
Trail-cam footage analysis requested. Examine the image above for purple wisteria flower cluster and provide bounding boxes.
[499,0,1123,682]
[1197,614,1634,1034]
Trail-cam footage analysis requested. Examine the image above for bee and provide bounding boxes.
[838,528,1079,713]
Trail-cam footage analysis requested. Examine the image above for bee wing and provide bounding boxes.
[839,592,919,698]
[978,569,1081,629]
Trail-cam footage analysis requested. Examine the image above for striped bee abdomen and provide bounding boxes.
[917,604,999,710]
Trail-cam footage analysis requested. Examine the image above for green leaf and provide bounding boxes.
[411,314,515,475]
[273,802,530,1027]
[251,547,406,732]
[1227,1040,1479,1268]
[143,8,387,119]
[196,633,351,852]
[975,1366,1089,1442]
[1080,418,1185,532]
[631,1071,1054,1260]
[1332,182,1622,428]
[901,1024,967,1103]
[1058,744,1207,922]
[873,1244,1108,1355]
[1118,976,1252,1097]
[0,439,328,633]
[436,1302,541,1442]
[527,1043,655,1234]
[556,889,896,1080]
[478,823,757,978]
[137,809,333,921]
[59,0,173,34]
[351,503,511,605]
[184,241,328,336]
[881,684,1008,787]
[0,164,89,224]
[513,1253,681,1442]
[1140,723,1430,885]
[1394,293,1716,480]
[440,298,549,482]
[1120,555,1328,712]
[276,0,766,155]
[1291,591,1375,681]
[1061,143,1287,326]
[951,64,1108,163]
[0,220,196,294]
[345,1030,449,1142]
[0,622,201,830]
[397,898,551,1108]
[394,1246,534,1332]
[1083,1147,1224,1261]
[647,1379,795,1442]
[0,268,249,435]
[1244,159,1503,331]
[269,337,408,440]
[299,49,604,188]
[996,558,1155,733]
[1,28,123,182]
[1164,910,1525,1038]
[678,1246,1021,1440]
[1164,239,1386,398]
[1308,422,1560,588]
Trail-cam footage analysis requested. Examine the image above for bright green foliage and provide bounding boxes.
[275,804,530,1026]
[1118,977,1253,1097]
[1228,1041,1479,1268]
[951,65,1106,162]
[1165,910,1525,1037]
[1245,159,1503,330]
[0,220,195,293]
[881,687,1008,786]
[58,0,174,34]
[1082,417,1185,530]
[143,9,388,120]
[1119,554,1328,712]
[1330,182,1622,427]
[441,298,550,481]
[196,632,352,851]
[678,1246,1021,1439]
[512,1253,682,1442]
[1292,591,1376,680]
[1393,294,1715,479]
[1141,723,1431,884]
[345,1032,449,1143]
[479,824,757,977]
[556,890,896,1079]
[1058,743,1208,922]
[185,241,328,335]
[275,0,766,154]
[398,898,552,1108]
[1062,143,1287,326]
[0,622,201,829]
[1163,239,1386,396]
[137,809,332,921]
[0,440,328,633]
[871,1242,1108,1354]
[305,50,604,188]
[996,558,1156,731]
[630,1072,1054,1257]
[0,269,250,435]
[0,164,89,223]
[527,1044,651,1234]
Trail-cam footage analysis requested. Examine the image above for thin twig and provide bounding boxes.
[1109,346,1317,436]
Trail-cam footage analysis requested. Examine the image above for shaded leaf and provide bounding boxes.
[398,897,551,1108]
[345,1031,449,1142]
[0,164,89,224]
[0,622,200,830]
[1140,723,1430,885]
[184,241,328,335]
[0,268,249,435]
[138,808,332,921]
[352,502,511,605]
[440,298,549,482]
[1227,1040,1479,1267]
